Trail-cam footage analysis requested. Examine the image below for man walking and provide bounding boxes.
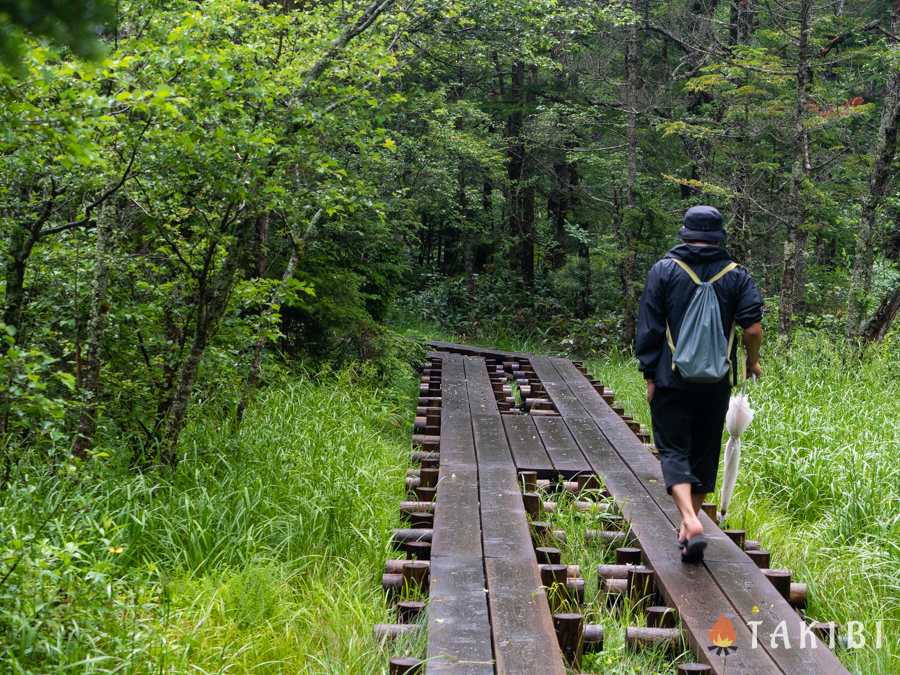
[635,205,763,563]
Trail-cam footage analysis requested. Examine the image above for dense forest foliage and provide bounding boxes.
[0,0,897,465]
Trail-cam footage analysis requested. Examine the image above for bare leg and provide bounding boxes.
[692,493,705,518]
[672,483,704,541]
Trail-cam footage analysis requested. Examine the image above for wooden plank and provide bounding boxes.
[427,556,494,674]
[425,352,494,673]
[462,355,565,675]
[551,359,849,675]
[563,416,781,675]
[530,356,589,418]
[464,356,499,416]
[532,415,591,478]
[484,557,566,675]
[431,467,483,559]
[502,414,555,478]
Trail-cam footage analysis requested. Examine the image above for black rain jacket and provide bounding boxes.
[635,244,763,390]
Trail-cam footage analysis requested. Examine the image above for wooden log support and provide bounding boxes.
[553,612,583,667]
[603,577,627,608]
[566,577,585,605]
[536,546,562,564]
[585,529,629,546]
[518,470,538,492]
[530,521,552,544]
[409,512,433,529]
[575,473,601,491]
[583,624,604,653]
[404,540,431,560]
[678,664,713,673]
[375,623,422,642]
[411,434,440,451]
[646,606,678,629]
[625,626,681,652]
[744,539,761,551]
[746,549,771,569]
[405,476,420,490]
[391,528,433,545]
[403,561,430,592]
[397,599,426,623]
[388,656,422,675]
[627,566,656,609]
[522,492,542,519]
[597,564,636,580]
[616,547,643,565]
[724,529,746,549]
[789,582,808,610]
[414,486,436,502]
[382,573,402,595]
[385,559,430,575]
[419,467,439,488]
[399,501,434,515]
[410,450,440,465]
[761,568,792,601]
[701,502,717,519]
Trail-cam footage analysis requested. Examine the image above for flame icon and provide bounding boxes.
[708,614,738,656]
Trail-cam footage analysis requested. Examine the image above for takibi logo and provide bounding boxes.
[708,614,738,656]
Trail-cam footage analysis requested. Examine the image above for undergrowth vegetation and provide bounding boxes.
[0,367,416,673]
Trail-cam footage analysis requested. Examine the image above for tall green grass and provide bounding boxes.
[0,368,416,673]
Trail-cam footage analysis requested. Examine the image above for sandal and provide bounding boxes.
[680,535,707,563]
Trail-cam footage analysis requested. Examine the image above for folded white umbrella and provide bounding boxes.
[718,380,755,523]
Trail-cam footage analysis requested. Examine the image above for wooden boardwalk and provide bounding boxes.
[390,341,848,675]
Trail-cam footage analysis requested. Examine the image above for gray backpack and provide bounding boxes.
[665,259,738,383]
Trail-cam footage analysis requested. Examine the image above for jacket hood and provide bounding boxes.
[666,243,732,264]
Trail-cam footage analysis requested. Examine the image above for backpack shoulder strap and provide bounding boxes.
[709,261,739,283]
[670,258,702,284]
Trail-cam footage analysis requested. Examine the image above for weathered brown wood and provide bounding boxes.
[616,547,643,565]
[398,599,426,622]
[553,613,583,667]
[625,626,681,652]
[400,501,434,515]
[503,414,555,477]
[485,557,566,675]
[531,414,592,477]
[375,623,422,642]
[746,549,771,569]
[583,624,604,653]
[647,606,678,629]
[426,353,493,674]
[761,568,792,600]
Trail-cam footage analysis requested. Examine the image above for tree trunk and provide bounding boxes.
[506,61,534,288]
[73,207,113,458]
[729,1,755,264]
[2,226,36,347]
[862,283,900,341]
[621,0,642,347]
[160,224,252,466]
[847,7,899,337]
[778,0,813,338]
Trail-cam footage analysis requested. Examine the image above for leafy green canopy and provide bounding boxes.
[0,0,114,65]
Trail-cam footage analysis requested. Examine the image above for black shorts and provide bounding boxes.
[649,385,730,494]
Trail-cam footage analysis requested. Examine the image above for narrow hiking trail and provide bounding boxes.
[378,341,849,674]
